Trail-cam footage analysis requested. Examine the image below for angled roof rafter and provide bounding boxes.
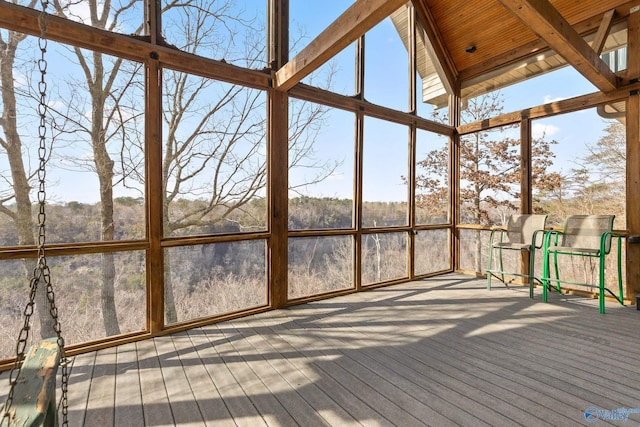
[592,9,617,54]
[497,0,619,92]
[412,0,458,95]
[274,0,408,92]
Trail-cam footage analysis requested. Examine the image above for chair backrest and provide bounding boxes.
[506,214,547,245]
[560,214,615,252]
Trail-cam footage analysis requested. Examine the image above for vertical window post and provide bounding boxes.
[268,0,289,308]
[625,6,640,303]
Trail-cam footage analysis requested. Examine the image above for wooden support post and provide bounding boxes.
[354,108,364,291]
[450,85,461,273]
[146,0,161,45]
[409,122,417,279]
[626,5,640,303]
[408,5,416,279]
[146,58,164,333]
[268,90,289,308]
[408,5,417,115]
[520,117,532,284]
[268,0,288,71]
[267,0,289,308]
[354,34,365,290]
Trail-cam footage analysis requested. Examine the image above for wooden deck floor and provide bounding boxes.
[3,274,640,426]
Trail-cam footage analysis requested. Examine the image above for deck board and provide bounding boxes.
[174,332,235,427]
[214,323,302,427]
[184,326,268,427]
[273,310,449,426]
[224,320,344,427]
[84,345,117,426]
[2,274,640,426]
[114,342,145,427]
[250,316,397,427]
[65,349,98,426]
[234,318,362,426]
[155,333,203,426]
[137,338,174,426]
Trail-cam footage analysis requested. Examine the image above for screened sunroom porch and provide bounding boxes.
[1,0,640,425]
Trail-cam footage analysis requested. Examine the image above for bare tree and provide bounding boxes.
[160,2,336,322]
[0,11,36,251]
[0,0,63,338]
[536,121,625,225]
[418,92,561,272]
[3,0,340,330]
[583,121,626,182]
[46,0,252,331]
[44,0,144,336]
[576,121,626,221]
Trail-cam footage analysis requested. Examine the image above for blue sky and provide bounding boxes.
[1,1,616,205]
[289,1,615,202]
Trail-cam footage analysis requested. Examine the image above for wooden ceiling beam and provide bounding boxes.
[591,9,616,55]
[457,80,640,135]
[413,0,457,95]
[458,4,633,82]
[0,1,270,89]
[274,0,407,91]
[497,0,618,92]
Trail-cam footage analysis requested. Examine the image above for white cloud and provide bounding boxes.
[543,95,566,104]
[327,172,345,181]
[532,123,559,139]
[13,72,28,89]
[66,2,92,25]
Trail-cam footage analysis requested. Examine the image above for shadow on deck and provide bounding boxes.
[2,274,640,426]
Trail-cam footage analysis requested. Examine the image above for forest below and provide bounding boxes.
[0,196,451,359]
[0,186,626,361]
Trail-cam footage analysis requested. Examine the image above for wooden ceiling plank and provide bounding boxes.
[413,0,457,95]
[497,0,618,92]
[274,0,408,91]
[592,9,616,54]
[458,4,633,82]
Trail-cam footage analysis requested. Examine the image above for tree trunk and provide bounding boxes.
[163,250,178,324]
[1,36,55,338]
[162,136,178,323]
[474,229,482,274]
[473,191,483,274]
[162,201,178,323]
[94,137,120,336]
[90,56,121,336]
[100,252,119,334]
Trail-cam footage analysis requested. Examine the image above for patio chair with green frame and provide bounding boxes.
[487,214,548,297]
[541,214,624,313]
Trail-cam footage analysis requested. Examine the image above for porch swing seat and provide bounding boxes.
[3,338,61,426]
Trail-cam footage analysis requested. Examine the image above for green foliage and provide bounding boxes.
[114,197,144,207]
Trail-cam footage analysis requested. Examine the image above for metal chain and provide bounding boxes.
[1,1,68,425]
[0,276,39,426]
